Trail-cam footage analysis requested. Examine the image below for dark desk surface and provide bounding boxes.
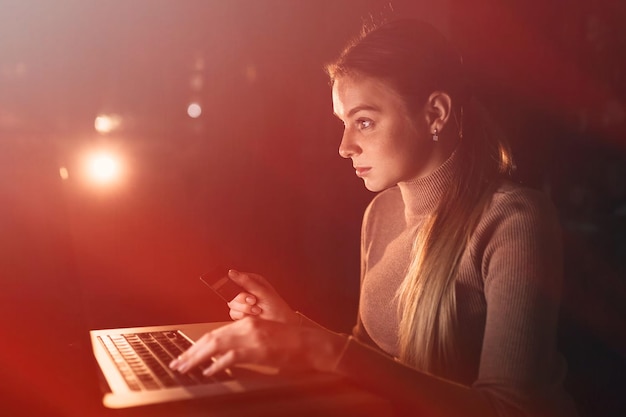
[102,382,394,417]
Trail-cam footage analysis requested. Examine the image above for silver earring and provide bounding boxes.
[432,128,439,142]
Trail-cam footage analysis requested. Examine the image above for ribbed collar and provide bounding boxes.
[398,150,460,222]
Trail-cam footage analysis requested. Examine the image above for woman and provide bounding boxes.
[170,19,577,417]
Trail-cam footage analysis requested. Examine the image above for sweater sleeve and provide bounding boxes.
[334,335,491,416]
[471,187,577,417]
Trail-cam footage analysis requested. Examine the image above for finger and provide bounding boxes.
[231,291,258,307]
[228,299,263,316]
[170,333,216,373]
[229,309,245,320]
[203,350,237,376]
[228,270,274,297]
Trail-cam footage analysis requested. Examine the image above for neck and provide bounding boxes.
[398,148,460,221]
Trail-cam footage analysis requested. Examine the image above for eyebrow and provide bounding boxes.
[334,104,381,119]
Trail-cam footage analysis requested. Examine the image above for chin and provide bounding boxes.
[363,179,391,193]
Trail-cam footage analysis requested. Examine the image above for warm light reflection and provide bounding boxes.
[187,102,202,118]
[84,151,122,185]
[190,74,204,91]
[94,114,122,134]
[59,167,69,180]
[244,64,257,83]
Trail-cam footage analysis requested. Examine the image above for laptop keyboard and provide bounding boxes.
[98,330,233,391]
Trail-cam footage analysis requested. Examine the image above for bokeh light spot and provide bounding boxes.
[94,114,122,134]
[84,151,122,185]
[187,103,202,118]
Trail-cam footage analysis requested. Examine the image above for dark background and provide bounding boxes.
[0,1,624,416]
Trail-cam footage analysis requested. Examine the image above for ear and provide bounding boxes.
[424,91,452,134]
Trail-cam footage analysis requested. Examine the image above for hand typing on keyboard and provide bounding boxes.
[168,316,348,377]
[170,270,348,378]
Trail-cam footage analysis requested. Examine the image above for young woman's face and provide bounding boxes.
[332,74,435,192]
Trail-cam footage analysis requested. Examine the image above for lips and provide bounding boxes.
[354,166,371,177]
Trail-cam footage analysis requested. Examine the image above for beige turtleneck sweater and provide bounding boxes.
[336,152,578,417]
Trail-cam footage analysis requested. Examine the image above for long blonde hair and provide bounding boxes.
[327,19,514,372]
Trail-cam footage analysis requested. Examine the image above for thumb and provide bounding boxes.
[228,270,273,297]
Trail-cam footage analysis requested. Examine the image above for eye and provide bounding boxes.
[356,118,373,130]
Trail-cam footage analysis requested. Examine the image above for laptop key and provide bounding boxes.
[105,330,235,391]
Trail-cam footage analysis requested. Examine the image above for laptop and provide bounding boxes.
[90,321,339,409]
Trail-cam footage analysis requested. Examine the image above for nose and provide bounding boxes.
[338,129,361,159]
